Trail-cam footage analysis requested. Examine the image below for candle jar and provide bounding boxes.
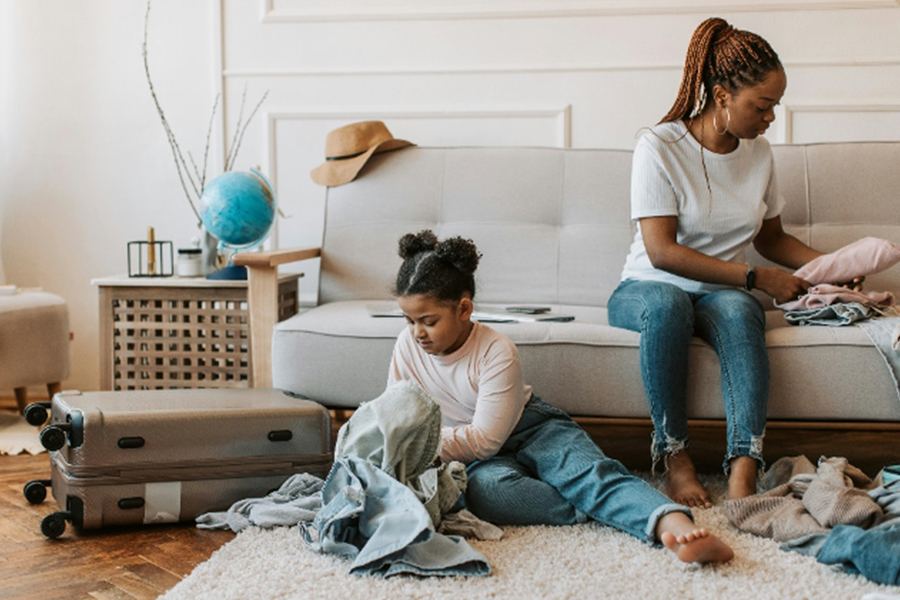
[176,248,204,277]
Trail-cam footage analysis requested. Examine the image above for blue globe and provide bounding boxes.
[199,170,276,250]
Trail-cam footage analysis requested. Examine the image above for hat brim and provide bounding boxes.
[310,139,414,187]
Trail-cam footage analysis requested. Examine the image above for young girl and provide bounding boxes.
[388,229,734,564]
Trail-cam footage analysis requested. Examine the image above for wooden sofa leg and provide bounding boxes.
[14,387,28,414]
[47,382,61,400]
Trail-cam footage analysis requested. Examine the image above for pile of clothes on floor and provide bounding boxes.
[197,381,501,578]
[725,455,900,585]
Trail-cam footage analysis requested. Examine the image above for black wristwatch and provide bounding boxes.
[744,265,757,291]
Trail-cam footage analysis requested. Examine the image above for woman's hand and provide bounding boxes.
[842,276,865,292]
[755,267,812,303]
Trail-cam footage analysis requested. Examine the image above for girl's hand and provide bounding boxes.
[755,267,811,303]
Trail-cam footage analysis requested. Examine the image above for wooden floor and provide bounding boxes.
[0,451,235,600]
[0,402,350,600]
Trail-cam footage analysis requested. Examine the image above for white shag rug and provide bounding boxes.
[159,475,900,600]
[0,410,44,455]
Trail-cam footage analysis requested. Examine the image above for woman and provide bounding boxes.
[608,17,827,508]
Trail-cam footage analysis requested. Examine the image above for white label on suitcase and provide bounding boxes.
[144,481,182,524]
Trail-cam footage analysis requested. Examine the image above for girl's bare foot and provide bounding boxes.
[657,513,734,564]
[727,456,759,500]
[660,530,735,564]
[665,451,713,509]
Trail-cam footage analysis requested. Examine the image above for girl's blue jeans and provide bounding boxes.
[607,279,769,473]
[464,396,691,543]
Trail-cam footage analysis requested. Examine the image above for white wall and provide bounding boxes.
[2,0,898,392]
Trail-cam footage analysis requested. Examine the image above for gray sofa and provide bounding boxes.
[264,143,900,433]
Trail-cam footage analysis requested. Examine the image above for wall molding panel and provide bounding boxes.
[263,104,573,179]
[265,103,571,140]
[783,103,900,143]
[221,57,900,80]
[261,0,900,23]
[259,104,570,259]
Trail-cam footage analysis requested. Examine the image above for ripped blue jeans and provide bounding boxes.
[607,279,768,473]
[465,396,690,543]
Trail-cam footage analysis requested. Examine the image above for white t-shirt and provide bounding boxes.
[621,120,785,294]
[388,321,532,464]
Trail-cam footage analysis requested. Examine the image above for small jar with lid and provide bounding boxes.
[176,248,203,277]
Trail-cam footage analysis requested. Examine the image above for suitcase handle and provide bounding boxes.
[267,430,293,442]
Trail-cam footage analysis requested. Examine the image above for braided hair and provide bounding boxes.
[661,18,781,123]
[394,230,482,303]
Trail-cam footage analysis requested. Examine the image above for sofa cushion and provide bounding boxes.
[273,300,900,422]
[319,147,636,308]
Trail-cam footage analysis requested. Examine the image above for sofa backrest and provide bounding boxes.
[319,143,900,307]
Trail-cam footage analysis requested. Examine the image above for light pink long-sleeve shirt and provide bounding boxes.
[775,237,900,311]
[388,322,532,464]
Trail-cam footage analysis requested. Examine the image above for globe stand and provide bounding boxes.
[206,263,248,280]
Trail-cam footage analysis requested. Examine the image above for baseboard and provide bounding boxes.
[574,417,900,477]
[331,408,898,476]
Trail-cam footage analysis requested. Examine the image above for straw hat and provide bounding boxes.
[310,121,414,187]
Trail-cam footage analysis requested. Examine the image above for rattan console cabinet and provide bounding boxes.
[92,274,301,390]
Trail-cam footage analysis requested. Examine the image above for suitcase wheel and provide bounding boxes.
[23,402,50,426]
[41,512,69,539]
[40,425,69,451]
[23,480,50,505]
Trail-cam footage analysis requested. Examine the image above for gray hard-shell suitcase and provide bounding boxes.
[23,388,332,538]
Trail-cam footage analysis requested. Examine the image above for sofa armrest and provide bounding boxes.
[232,246,321,388]
[232,246,321,269]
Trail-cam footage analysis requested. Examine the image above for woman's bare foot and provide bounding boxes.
[657,513,734,564]
[665,451,713,509]
[727,456,759,500]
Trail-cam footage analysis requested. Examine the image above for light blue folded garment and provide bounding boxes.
[196,473,324,532]
[301,455,490,578]
[784,302,878,326]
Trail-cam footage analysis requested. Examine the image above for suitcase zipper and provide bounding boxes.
[53,453,334,482]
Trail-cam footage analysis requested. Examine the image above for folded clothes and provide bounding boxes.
[783,302,880,326]
[776,285,894,312]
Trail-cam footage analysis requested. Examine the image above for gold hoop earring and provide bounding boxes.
[713,106,731,136]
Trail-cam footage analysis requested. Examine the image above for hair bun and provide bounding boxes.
[398,230,438,259]
[434,236,481,276]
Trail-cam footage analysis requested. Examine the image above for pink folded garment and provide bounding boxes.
[794,237,900,285]
[776,284,895,312]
